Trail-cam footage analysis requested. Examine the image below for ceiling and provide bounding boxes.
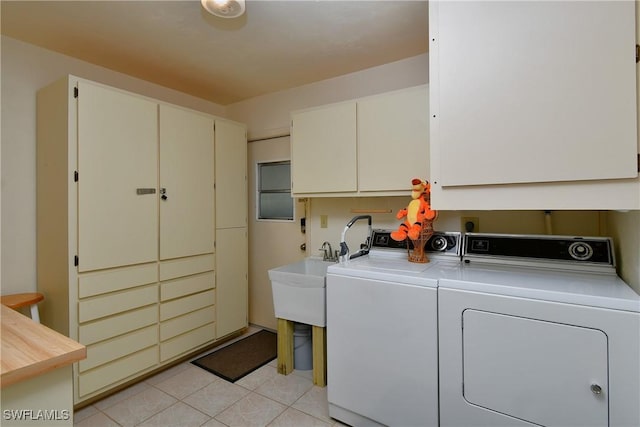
[1,0,428,105]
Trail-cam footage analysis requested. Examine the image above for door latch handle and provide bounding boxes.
[136,188,156,195]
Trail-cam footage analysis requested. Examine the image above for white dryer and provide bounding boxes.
[438,233,640,427]
[327,230,461,427]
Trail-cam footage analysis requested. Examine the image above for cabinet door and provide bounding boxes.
[431,1,637,187]
[159,105,215,260]
[77,82,158,272]
[215,120,247,229]
[358,86,429,192]
[291,102,357,194]
[216,227,248,338]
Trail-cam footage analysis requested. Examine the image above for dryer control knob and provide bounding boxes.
[430,236,448,251]
[590,384,602,395]
[569,242,594,261]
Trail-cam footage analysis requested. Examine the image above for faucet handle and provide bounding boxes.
[319,246,328,261]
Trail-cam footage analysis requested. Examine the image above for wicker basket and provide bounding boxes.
[407,222,435,263]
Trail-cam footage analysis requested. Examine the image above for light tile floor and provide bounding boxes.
[73,330,345,427]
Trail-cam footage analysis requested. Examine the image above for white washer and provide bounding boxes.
[327,230,462,427]
[439,233,640,427]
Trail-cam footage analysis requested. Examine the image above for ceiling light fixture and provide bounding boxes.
[201,0,246,19]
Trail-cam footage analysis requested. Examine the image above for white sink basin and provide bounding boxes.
[268,258,334,327]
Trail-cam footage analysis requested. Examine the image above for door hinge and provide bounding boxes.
[636,44,639,64]
[74,87,79,98]
[74,171,79,182]
[637,154,640,172]
[74,255,79,267]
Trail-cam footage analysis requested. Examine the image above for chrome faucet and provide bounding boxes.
[339,215,372,264]
[320,241,335,261]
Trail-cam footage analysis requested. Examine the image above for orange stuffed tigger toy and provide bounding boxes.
[390,178,437,241]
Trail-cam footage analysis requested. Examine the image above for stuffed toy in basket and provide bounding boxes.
[390,178,438,262]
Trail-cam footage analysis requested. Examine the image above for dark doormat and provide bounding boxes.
[192,329,277,383]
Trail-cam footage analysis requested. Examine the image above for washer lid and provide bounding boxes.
[328,251,449,288]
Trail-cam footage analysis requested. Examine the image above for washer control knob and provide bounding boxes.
[591,384,602,395]
[430,236,448,251]
[569,242,593,261]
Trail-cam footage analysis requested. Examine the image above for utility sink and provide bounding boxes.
[268,258,334,327]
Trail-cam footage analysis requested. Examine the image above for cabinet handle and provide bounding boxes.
[136,188,156,195]
[590,384,602,395]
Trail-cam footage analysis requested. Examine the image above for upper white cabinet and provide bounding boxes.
[291,85,429,197]
[358,87,429,192]
[429,1,639,210]
[77,81,159,272]
[215,119,249,229]
[291,101,358,194]
[159,104,215,260]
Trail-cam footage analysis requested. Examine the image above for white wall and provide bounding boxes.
[0,36,225,293]
[606,210,640,292]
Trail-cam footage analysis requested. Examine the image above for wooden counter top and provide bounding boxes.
[1,304,85,388]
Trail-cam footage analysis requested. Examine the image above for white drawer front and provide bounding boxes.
[160,289,215,321]
[160,323,215,362]
[79,325,157,372]
[161,271,215,301]
[79,305,157,345]
[78,346,158,398]
[159,254,215,281]
[78,263,157,298]
[160,306,215,341]
[79,285,157,323]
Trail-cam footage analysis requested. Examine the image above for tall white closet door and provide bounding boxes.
[215,227,248,338]
[214,120,247,229]
[77,82,158,272]
[159,105,215,260]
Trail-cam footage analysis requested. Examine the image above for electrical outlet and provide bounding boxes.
[461,217,479,233]
[320,215,328,228]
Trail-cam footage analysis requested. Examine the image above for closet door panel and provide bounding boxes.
[77,82,158,272]
[215,120,247,229]
[159,105,215,260]
[216,227,248,338]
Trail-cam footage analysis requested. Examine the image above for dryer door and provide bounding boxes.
[462,310,608,427]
